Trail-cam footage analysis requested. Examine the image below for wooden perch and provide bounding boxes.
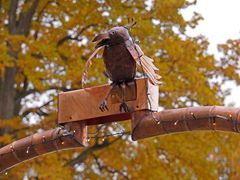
[58,78,159,125]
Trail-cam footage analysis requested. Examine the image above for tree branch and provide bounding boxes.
[18,0,40,36]
[57,23,97,47]
[36,0,53,21]
[33,0,54,40]
[92,154,129,180]
[0,0,2,11]
[66,136,123,166]
[21,99,53,117]
[8,0,18,34]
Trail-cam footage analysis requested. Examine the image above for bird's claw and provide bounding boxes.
[99,100,109,112]
[120,102,129,112]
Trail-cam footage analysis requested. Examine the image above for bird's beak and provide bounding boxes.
[92,33,110,42]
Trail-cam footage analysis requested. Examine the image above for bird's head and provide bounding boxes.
[92,26,131,48]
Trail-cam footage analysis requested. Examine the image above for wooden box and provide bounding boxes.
[58,78,159,125]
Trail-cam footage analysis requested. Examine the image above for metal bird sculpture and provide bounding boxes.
[82,23,161,112]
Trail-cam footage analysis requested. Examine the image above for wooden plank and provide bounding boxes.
[58,78,159,125]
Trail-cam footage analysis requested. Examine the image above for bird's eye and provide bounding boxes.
[111,31,115,35]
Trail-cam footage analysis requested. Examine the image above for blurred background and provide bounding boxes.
[0,0,240,179]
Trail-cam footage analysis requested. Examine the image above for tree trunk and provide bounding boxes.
[0,67,16,119]
[0,0,40,130]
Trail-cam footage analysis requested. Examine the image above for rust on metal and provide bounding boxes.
[58,78,159,125]
[131,106,240,140]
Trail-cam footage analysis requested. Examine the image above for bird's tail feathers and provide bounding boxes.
[139,55,162,85]
[133,44,162,86]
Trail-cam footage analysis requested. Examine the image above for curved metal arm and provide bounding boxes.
[1,106,240,173]
[0,122,86,173]
[131,106,240,140]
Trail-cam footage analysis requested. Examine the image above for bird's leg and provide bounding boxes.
[103,71,109,78]
[119,82,130,112]
[99,82,117,112]
[124,79,134,87]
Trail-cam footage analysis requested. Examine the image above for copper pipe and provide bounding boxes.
[131,106,240,140]
[1,106,240,173]
[0,122,87,173]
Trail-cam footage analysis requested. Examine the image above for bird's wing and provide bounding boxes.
[125,41,161,85]
[81,46,105,88]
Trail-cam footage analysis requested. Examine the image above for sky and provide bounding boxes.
[183,0,240,107]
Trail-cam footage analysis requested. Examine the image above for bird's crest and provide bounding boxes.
[124,18,137,30]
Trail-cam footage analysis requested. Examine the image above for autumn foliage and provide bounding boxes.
[0,0,240,179]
